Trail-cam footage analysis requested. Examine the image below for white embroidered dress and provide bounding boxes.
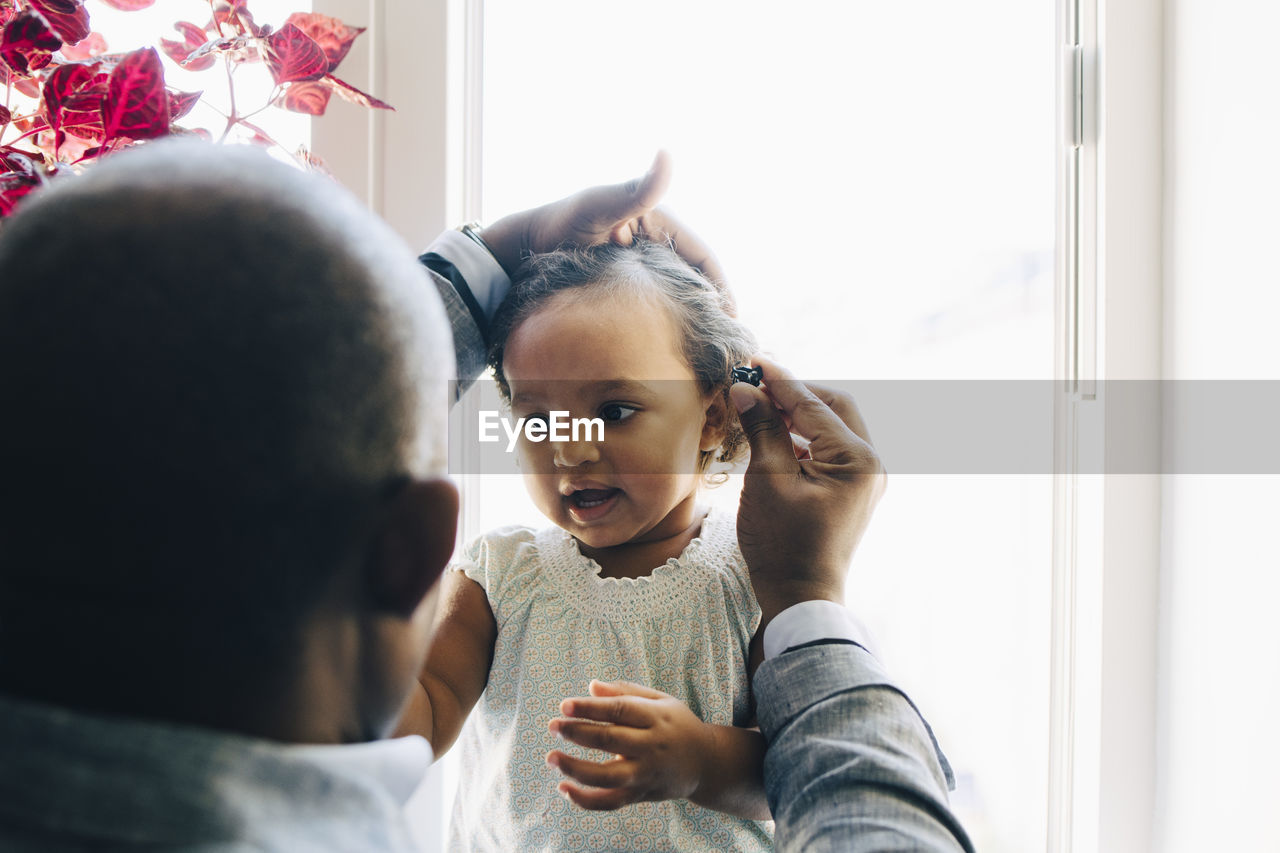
[448,509,772,852]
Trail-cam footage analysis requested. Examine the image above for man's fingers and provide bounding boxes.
[803,381,874,447]
[635,207,730,297]
[753,358,865,447]
[556,781,634,811]
[559,695,654,728]
[576,151,672,233]
[548,718,645,754]
[609,222,634,245]
[730,382,803,476]
[629,150,673,213]
[547,750,634,789]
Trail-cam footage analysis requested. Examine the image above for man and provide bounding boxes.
[0,141,969,851]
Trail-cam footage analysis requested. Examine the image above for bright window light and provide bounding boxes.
[470,2,1056,851]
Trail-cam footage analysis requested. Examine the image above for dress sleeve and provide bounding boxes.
[457,526,538,628]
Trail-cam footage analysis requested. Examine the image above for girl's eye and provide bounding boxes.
[600,403,638,422]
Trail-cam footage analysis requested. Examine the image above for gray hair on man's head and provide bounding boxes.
[0,140,453,663]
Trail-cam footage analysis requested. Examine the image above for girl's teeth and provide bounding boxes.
[572,488,616,508]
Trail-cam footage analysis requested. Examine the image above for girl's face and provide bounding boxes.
[502,288,725,551]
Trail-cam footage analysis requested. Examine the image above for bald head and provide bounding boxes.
[0,141,455,725]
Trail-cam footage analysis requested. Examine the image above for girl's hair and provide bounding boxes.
[488,240,758,472]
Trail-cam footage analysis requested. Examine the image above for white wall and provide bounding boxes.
[1159,1,1280,850]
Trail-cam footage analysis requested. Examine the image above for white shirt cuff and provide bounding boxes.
[762,600,877,660]
[424,230,512,322]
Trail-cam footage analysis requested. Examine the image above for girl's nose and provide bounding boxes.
[552,437,601,469]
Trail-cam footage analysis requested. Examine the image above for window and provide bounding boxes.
[470,2,1057,851]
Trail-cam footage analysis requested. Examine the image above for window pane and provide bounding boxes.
[479,3,1055,850]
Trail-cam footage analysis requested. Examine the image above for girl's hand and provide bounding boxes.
[546,680,713,811]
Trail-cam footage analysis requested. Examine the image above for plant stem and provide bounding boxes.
[216,56,238,144]
[209,0,225,37]
[1,80,11,147]
[237,119,302,167]
[237,90,278,124]
[8,126,44,146]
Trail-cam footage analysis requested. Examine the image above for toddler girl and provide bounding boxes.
[399,240,770,852]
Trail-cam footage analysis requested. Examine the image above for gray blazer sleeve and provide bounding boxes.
[419,257,489,400]
[428,265,488,397]
[754,643,974,852]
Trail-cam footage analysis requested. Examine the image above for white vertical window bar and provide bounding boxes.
[1049,0,1097,848]
[458,0,486,552]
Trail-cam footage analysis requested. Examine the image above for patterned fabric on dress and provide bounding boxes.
[449,508,773,852]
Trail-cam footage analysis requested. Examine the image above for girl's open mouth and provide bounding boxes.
[566,488,620,522]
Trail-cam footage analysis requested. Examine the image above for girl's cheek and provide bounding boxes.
[514,444,540,475]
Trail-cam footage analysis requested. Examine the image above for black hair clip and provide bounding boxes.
[731,365,763,387]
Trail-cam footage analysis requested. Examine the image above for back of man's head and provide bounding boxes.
[0,141,453,729]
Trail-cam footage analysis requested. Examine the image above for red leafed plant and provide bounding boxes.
[0,0,391,219]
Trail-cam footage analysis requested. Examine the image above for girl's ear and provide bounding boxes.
[700,390,730,453]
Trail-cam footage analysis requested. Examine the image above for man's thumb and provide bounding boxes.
[603,150,671,221]
[731,383,797,474]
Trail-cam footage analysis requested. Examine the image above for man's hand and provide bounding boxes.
[546,680,712,811]
[478,152,730,306]
[731,358,886,634]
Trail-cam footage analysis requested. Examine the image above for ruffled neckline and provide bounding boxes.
[542,508,730,586]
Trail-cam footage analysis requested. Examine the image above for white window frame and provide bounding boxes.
[317,1,1169,849]
[1051,0,1162,851]
[312,0,478,247]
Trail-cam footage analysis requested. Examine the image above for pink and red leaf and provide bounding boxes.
[208,0,257,36]
[42,60,108,146]
[100,47,169,142]
[322,74,393,110]
[167,88,202,121]
[60,29,105,60]
[276,80,330,115]
[264,23,327,84]
[0,169,40,216]
[27,0,88,45]
[181,32,252,68]
[159,21,216,71]
[0,146,37,174]
[283,12,364,72]
[98,0,154,10]
[1,10,62,75]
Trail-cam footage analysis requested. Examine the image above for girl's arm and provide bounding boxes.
[546,680,771,821]
[690,723,770,820]
[393,570,496,756]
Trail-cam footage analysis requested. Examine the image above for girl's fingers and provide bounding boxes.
[559,694,655,728]
[548,718,645,754]
[557,781,634,812]
[547,750,634,788]
[588,679,670,700]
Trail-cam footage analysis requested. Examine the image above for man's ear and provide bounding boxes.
[700,391,730,453]
[365,478,459,618]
